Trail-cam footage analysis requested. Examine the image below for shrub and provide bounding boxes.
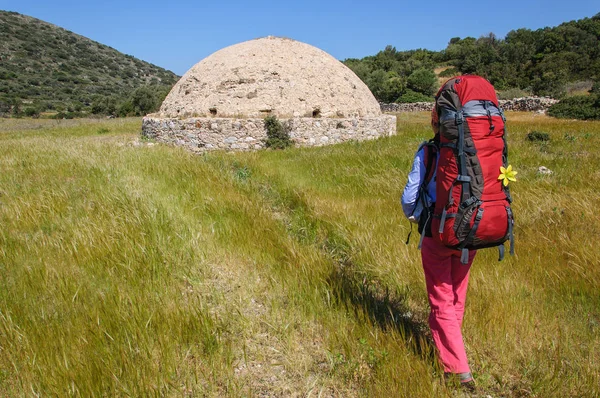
[407,68,437,96]
[438,67,459,78]
[547,95,600,120]
[23,107,40,118]
[130,86,160,116]
[263,116,293,149]
[91,97,117,115]
[526,131,550,142]
[117,101,134,117]
[397,90,432,103]
[380,74,407,104]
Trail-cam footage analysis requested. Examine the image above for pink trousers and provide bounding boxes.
[421,237,476,373]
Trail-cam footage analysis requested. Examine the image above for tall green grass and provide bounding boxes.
[0,114,598,396]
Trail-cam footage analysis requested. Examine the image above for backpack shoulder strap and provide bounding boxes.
[421,140,438,187]
[405,140,438,246]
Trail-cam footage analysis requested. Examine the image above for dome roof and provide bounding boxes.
[157,37,381,119]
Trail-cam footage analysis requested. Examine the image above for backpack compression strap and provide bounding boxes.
[437,110,473,235]
[500,109,515,258]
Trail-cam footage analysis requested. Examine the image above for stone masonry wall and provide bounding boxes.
[498,97,559,111]
[141,115,397,152]
[380,97,559,113]
[380,102,433,112]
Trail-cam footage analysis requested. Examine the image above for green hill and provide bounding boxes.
[344,13,600,103]
[0,10,179,117]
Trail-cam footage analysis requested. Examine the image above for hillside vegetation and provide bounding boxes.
[2,11,600,119]
[344,13,600,102]
[0,115,599,396]
[0,10,178,117]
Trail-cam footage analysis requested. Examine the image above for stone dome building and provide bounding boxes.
[142,37,396,151]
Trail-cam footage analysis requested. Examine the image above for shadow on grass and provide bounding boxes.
[218,160,439,368]
[327,266,437,364]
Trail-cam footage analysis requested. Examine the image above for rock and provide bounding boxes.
[538,166,553,175]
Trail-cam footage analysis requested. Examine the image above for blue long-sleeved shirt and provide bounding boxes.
[401,144,437,221]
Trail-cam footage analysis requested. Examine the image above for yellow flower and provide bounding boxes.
[498,165,517,186]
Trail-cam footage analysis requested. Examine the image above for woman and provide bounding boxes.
[401,110,477,390]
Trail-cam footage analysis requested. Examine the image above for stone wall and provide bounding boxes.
[498,97,559,111]
[141,115,397,152]
[380,97,559,113]
[380,102,434,112]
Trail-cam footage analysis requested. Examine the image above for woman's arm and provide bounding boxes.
[401,147,426,219]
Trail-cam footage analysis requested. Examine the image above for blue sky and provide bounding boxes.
[1,0,598,75]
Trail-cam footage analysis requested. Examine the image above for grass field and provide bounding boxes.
[1,113,599,397]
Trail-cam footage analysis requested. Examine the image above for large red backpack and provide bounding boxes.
[430,75,515,263]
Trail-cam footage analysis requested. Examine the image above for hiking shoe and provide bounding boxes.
[444,372,477,391]
[460,379,477,393]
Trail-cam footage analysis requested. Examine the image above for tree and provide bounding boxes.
[345,59,371,82]
[381,73,407,103]
[117,100,134,117]
[91,96,117,115]
[407,68,437,96]
[343,13,600,102]
[373,45,399,72]
[366,69,388,101]
[130,86,161,116]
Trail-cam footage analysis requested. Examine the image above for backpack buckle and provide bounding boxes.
[455,111,464,125]
[460,196,479,209]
